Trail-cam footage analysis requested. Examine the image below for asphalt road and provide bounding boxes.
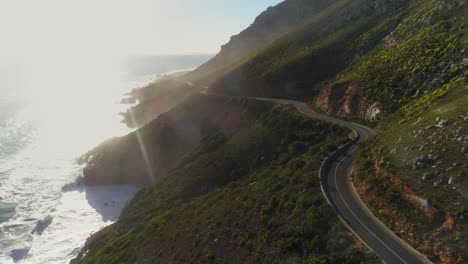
[192,83,431,263]
[269,99,430,264]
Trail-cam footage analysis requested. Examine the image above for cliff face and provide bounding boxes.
[315,81,382,120]
[186,0,339,85]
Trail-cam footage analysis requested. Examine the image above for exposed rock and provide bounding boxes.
[437,119,449,128]
[446,166,456,172]
[315,81,382,120]
[365,102,382,120]
[448,177,454,185]
[419,143,428,151]
[422,173,433,180]
[415,155,434,164]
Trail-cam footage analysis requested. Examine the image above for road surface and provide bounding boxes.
[258,98,430,264]
[189,81,431,263]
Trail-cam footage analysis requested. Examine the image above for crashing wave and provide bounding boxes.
[61,176,85,193]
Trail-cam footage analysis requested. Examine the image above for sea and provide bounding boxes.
[0,54,210,263]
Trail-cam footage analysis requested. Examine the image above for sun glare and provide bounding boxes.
[17,56,131,157]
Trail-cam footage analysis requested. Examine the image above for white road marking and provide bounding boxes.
[347,146,358,155]
[195,90,420,263]
[334,158,408,264]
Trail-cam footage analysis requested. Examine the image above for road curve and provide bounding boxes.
[256,98,431,264]
[192,83,431,263]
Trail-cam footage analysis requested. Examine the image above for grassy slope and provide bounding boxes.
[74,102,377,263]
[352,77,467,262]
[124,0,342,129]
[185,0,340,86]
[205,0,467,261]
[81,95,273,187]
[334,0,468,261]
[208,0,406,100]
[209,0,466,115]
[75,0,467,262]
[331,0,467,112]
[323,0,468,261]
[378,78,467,213]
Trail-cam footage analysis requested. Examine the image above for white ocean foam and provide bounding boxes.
[0,61,204,263]
[0,71,152,263]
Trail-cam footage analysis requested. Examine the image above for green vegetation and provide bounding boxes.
[208,0,466,116]
[208,0,407,99]
[186,0,340,86]
[74,102,375,263]
[81,95,274,186]
[353,80,468,261]
[377,80,468,213]
[336,0,466,112]
[75,0,468,262]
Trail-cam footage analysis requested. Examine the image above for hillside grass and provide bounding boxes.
[334,0,467,112]
[74,102,376,264]
[209,0,406,100]
[185,0,341,86]
[353,78,467,262]
[377,77,468,213]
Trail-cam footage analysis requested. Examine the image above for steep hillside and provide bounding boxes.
[203,0,467,262]
[208,0,407,100]
[352,74,467,264]
[119,77,195,128]
[119,0,341,129]
[312,0,467,262]
[120,0,345,129]
[185,0,340,85]
[317,0,467,117]
[73,0,467,263]
[73,99,377,263]
[82,94,272,186]
[209,0,466,119]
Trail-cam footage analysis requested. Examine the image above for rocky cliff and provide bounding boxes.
[315,81,382,120]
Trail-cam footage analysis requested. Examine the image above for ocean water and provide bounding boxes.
[0,58,196,263]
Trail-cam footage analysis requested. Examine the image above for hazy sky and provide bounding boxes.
[0,0,283,58]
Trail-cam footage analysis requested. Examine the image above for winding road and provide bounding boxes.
[258,98,431,264]
[191,80,431,263]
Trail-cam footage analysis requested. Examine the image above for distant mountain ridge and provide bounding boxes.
[186,0,340,85]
